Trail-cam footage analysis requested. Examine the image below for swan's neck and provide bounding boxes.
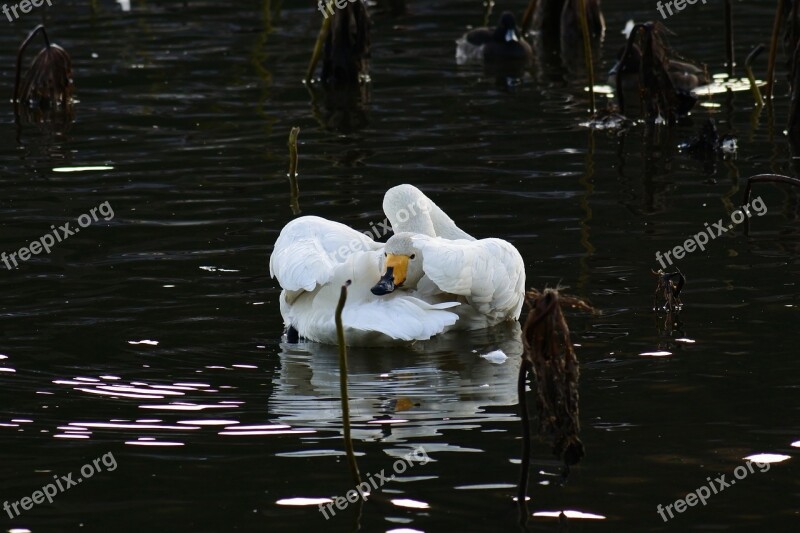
[384,185,475,241]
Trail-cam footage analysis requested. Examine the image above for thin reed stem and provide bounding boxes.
[578,0,596,115]
[335,282,361,489]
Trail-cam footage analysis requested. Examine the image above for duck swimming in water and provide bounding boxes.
[269,185,526,346]
[456,11,533,65]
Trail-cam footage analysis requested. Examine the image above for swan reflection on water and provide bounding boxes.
[269,322,523,443]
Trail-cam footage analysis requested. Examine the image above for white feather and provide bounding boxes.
[481,350,509,364]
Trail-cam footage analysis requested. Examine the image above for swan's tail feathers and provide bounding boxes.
[343,297,460,341]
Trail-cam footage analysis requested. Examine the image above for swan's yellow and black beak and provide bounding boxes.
[371,254,409,296]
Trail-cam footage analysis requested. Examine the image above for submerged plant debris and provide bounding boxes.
[321,0,371,87]
[521,288,595,466]
[612,22,708,123]
[652,269,685,313]
[680,118,738,158]
[14,25,73,111]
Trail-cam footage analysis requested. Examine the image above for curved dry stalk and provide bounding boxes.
[741,175,800,236]
[724,0,734,77]
[577,0,596,115]
[766,0,788,100]
[287,127,301,215]
[335,282,362,489]
[517,359,532,526]
[790,42,800,135]
[287,126,300,177]
[14,25,73,111]
[482,0,495,28]
[521,0,538,32]
[745,45,765,106]
[14,25,50,104]
[742,174,800,206]
[305,3,333,83]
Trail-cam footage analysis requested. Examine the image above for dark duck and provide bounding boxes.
[456,11,533,65]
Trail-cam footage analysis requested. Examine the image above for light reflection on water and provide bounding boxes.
[0,0,798,531]
[269,323,523,443]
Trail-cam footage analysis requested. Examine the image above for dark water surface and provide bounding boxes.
[1,1,798,532]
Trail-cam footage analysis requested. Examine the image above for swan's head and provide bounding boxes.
[371,233,423,296]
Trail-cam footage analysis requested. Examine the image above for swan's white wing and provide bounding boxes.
[277,248,461,344]
[412,235,526,320]
[344,297,460,342]
[270,216,381,292]
[383,184,475,241]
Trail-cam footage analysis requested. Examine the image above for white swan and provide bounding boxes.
[269,184,526,346]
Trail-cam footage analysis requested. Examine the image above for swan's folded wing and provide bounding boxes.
[412,236,526,319]
[383,184,476,241]
[344,297,460,341]
[270,216,381,292]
